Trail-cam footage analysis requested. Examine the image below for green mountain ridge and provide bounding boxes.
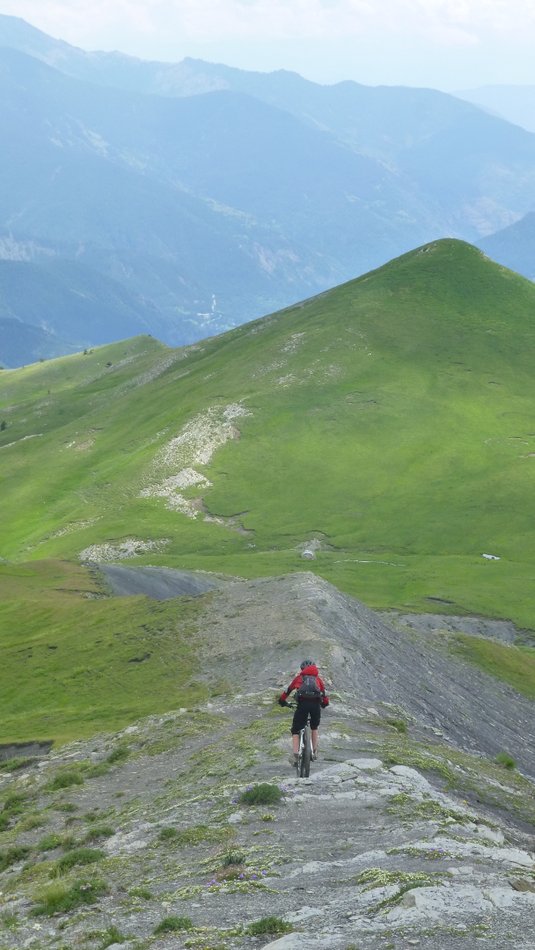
[1,239,534,630]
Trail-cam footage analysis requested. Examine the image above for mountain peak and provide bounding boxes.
[0,13,70,48]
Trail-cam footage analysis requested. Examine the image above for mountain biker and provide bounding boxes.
[278,659,329,766]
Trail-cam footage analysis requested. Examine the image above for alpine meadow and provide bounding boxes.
[1,238,534,746]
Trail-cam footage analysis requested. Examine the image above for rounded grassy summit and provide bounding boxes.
[1,238,534,630]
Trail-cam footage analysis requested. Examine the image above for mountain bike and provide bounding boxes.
[285,702,314,778]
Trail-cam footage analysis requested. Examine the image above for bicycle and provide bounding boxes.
[285,702,314,778]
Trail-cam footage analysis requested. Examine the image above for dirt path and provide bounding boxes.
[4,565,528,946]
[1,692,534,949]
[97,567,535,782]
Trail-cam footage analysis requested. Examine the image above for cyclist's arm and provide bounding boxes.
[317,675,330,704]
[279,674,301,703]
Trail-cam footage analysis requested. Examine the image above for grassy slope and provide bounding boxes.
[0,239,534,630]
[0,559,207,743]
[1,239,535,743]
[450,634,535,699]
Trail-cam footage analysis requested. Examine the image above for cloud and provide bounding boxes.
[405,0,535,44]
[5,0,535,47]
[2,0,534,86]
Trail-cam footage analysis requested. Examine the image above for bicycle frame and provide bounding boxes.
[286,702,313,777]
[297,717,313,777]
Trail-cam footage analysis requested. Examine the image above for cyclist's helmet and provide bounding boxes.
[300,659,314,670]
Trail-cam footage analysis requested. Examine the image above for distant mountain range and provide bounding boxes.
[1,14,535,366]
[456,84,535,134]
[477,212,535,281]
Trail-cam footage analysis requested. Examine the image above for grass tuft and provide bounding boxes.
[239,784,284,806]
[0,757,36,772]
[153,915,194,934]
[51,847,105,876]
[31,877,108,916]
[157,823,230,846]
[245,916,293,936]
[386,718,408,734]
[221,849,247,867]
[495,752,516,770]
[83,825,115,843]
[0,846,31,872]
[46,769,84,791]
[99,925,126,948]
[37,833,75,852]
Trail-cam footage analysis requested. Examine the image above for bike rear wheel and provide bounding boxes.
[299,723,312,777]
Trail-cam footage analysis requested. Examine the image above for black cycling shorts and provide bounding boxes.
[291,700,321,734]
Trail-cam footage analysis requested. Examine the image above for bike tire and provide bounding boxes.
[300,724,311,777]
[296,730,304,777]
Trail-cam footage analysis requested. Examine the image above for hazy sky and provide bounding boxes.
[1,0,534,90]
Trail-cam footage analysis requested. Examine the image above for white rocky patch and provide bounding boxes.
[106,353,185,396]
[78,123,110,156]
[0,433,43,450]
[281,332,305,353]
[64,438,95,452]
[79,538,169,562]
[51,519,101,539]
[252,360,286,378]
[139,403,251,515]
[0,236,54,262]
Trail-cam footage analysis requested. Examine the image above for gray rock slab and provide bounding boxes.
[97,564,226,599]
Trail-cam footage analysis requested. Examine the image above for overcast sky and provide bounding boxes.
[1,0,534,90]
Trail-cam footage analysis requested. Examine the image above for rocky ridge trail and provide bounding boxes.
[1,695,534,950]
[187,571,535,782]
[1,569,534,948]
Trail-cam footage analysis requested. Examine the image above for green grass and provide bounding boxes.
[1,240,535,743]
[450,636,535,698]
[1,240,533,629]
[0,845,30,872]
[0,756,36,772]
[153,915,194,934]
[0,793,29,830]
[37,833,75,852]
[239,784,284,806]
[0,560,207,744]
[45,769,85,791]
[99,926,126,949]
[82,825,115,843]
[157,824,230,846]
[245,916,293,936]
[31,877,108,916]
[52,847,106,876]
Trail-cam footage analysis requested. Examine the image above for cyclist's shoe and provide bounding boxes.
[289,753,298,766]
[312,750,318,761]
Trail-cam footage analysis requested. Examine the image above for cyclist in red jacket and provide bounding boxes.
[279,659,329,765]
